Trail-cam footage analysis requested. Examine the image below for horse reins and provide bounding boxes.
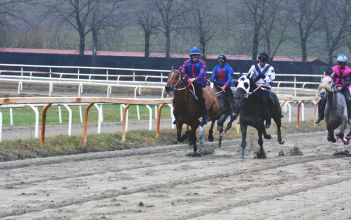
[172,73,198,100]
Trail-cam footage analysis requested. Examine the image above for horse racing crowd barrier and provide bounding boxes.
[0,97,173,146]
[0,64,322,143]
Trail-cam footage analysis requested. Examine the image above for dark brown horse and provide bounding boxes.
[164,69,220,155]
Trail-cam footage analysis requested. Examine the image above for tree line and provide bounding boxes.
[1,0,351,65]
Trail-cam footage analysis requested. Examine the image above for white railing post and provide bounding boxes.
[78,68,80,79]
[27,104,39,138]
[94,103,103,134]
[121,104,129,131]
[49,67,52,78]
[17,81,23,95]
[49,81,53,96]
[79,105,83,123]
[107,85,112,97]
[134,87,140,120]
[58,105,62,123]
[62,104,72,136]
[9,108,13,126]
[146,105,152,130]
[133,71,135,81]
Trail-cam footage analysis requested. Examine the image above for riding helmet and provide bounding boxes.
[217,54,227,62]
[258,52,269,62]
[189,47,201,57]
[337,53,348,63]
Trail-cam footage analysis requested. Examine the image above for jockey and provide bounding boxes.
[179,47,208,124]
[247,52,276,128]
[212,54,235,117]
[316,53,351,125]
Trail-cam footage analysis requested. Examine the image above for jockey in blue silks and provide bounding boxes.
[179,47,208,124]
[212,54,235,117]
[247,52,276,128]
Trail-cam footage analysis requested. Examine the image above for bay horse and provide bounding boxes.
[164,69,220,155]
[233,75,284,159]
[318,76,350,144]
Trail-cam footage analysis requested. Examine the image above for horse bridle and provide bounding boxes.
[172,71,198,100]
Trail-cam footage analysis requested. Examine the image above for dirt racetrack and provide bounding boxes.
[1,131,351,220]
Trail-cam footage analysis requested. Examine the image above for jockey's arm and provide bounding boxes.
[224,66,234,88]
[195,61,207,81]
[263,67,275,84]
[247,65,256,79]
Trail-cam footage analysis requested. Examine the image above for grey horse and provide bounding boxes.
[318,76,350,144]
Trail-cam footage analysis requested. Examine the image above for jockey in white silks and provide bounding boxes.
[246,52,276,128]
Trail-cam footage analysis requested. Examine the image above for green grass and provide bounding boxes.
[0,104,172,126]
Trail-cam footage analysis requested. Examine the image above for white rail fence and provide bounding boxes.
[0,64,322,142]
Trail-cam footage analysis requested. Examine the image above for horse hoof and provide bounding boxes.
[264,134,272,139]
[208,135,214,142]
[343,137,350,145]
[254,151,267,159]
[188,152,201,157]
[327,136,337,143]
[279,140,285,145]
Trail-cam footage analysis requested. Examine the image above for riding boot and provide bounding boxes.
[315,98,326,124]
[265,91,274,129]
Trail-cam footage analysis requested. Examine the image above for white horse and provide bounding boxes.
[318,76,350,144]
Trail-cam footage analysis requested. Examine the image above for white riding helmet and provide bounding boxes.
[237,75,250,94]
[337,53,347,63]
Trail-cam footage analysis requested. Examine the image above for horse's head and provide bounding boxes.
[233,75,251,115]
[318,76,334,94]
[164,69,182,95]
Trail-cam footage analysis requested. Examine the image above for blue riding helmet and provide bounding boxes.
[337,53,348,63]
[189,47,201,57]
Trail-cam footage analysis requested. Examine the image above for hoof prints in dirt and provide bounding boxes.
[333,150,351,157]
[186,146,216,157]
[278,146,303,156]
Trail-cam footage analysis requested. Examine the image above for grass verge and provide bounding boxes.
[0,120,325,162]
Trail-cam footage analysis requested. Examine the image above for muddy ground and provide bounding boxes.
[1,131,351,220]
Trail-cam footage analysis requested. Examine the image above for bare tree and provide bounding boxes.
[153,0,188,58]
[0,0,28,46]
[288,0,322,62]
[261,0,289,61]
[240,0,269,60]
[191,0,216,58]
[89,1,124,56]
[137,2,157,58]
[40,0,97,55]
[321,0,351,65]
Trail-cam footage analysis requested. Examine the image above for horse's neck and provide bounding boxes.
[326,91,339,109]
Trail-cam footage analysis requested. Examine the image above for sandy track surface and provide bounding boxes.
[1,131,351,220]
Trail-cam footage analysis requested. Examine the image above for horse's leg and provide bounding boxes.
[255,125,267,159]
[176,121,184,142]
[208,119,215,142]
[337,118,349,145]
[327,124,337,143]
[224,114,237,133]
[217,114,227,148]
[240,123,248,159]
[272,112,284,144]
[190,121,200,155]
[262,128,272,140]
